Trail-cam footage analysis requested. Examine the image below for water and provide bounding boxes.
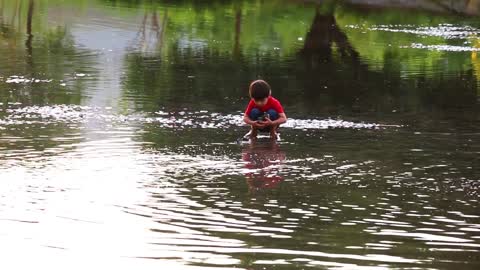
[0,0,479,269]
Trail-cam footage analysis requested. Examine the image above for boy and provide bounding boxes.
[243,80,287,139]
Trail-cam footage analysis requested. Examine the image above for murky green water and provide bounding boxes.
[0,0,479,269]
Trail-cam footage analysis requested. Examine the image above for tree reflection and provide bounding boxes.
[113,0,478,126]
[25,0,33,67]
[301,8,357,63]
[294,3,478,124]
[0,0,99,153]
[130,9,167,56]
[0,0,98,105]
[233,5,242,59]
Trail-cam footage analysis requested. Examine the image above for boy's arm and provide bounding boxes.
[270,99,287,125]
[243,113,256,125]
[243,100,256,125]
[272,113,287,125]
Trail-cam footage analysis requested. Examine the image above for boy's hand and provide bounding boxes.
[261,118,273,126]
[253,122,265,128]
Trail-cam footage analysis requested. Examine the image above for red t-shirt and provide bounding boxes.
[244,96,284,116]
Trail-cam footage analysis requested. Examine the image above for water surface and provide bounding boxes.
[0,0,479,269]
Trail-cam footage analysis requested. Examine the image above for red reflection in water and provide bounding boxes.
[242,140,286,191]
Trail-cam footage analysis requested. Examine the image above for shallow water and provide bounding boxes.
[0,0,479,269]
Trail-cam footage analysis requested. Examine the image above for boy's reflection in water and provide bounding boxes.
[241,140,286,191]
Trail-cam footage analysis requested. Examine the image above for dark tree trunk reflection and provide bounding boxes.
[26,0,34,64]
[233,8,242,58]
[300,8,361,67]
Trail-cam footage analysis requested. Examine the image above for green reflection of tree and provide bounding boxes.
[335,3,480,76]
[0,0,98,106]
[118,0,316,114]
[102,0,315,57]
[0,0,98,153]
[291,4,478,124]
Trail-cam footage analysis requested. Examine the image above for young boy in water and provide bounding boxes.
[243,80,287,139]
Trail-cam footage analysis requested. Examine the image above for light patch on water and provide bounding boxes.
[448,211,480,219]
[5,105,94,122]
[0,105,399,131]
[402,43,480,52]
[283,118,387,129]
[346,24,480,52]
[347,24,480,40]
[373,230,473,243]
[5,75,53,84]
[3,74,88,85]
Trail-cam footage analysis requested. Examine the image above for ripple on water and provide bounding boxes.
[1,104,478,269]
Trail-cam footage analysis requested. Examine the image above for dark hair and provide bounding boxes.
[249,80,271,100]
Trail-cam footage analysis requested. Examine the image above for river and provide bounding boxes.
[0,0,479,269]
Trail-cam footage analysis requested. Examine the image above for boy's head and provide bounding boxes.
[249,80,271,107]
